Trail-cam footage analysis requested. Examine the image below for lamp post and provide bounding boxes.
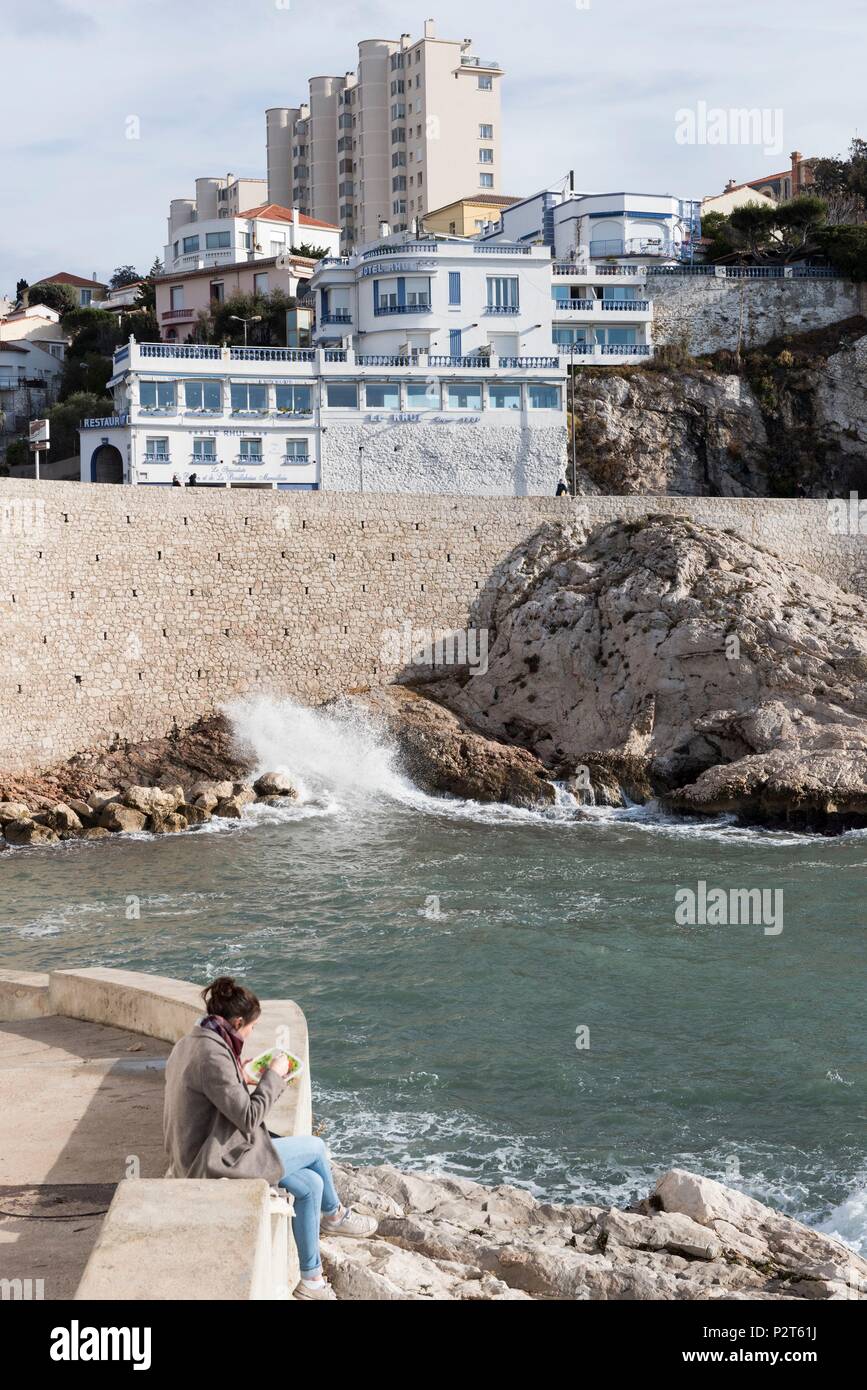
[569,339,578,496]
[229,314,262,348]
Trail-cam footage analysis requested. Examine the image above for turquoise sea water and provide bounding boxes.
[1,697,864,1250]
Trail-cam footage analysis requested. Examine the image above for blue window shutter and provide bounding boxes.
[450,328,462,358]
[373,280,380,311]
[449,271,461,305]
[397,277,406,307]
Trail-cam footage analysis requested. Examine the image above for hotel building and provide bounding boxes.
[266,19,503,247]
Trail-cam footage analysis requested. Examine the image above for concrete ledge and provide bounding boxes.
[48,967,311,1136]
[75,1178,298,1300]
[0,969,53,1021]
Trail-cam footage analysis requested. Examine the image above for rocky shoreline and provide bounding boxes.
[323,1163,866,1300]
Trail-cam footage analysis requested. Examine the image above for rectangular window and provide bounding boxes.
[182,236,200,254]
[392,151,407,168]
[231,382,268,413]
[140,381,176,411]
[446,382,482,410]
[480,172,494,189]
[254,272,269,295]
[528,384,562,410]
[479,148,494,164]
[239,438,262,459]
[284,439,310,460]
[406,380,440,409]
[210,281,225,303]
[184,380,222,411]
[206,230,231,250]
[478,75,493,90]
[448,271,461,306]
[553,327,593,347]
[170,285,185,310]
[326,382,358,408]
[275,384,312,415]
[479,123,493,139]
[365,382,400,409]
[487,276,519,310]
[489,383,521,410]
[192,438,217,461]
[144,436,169,459]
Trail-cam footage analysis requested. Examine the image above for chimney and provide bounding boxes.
[424,18,435,38]
[791,150,803,193]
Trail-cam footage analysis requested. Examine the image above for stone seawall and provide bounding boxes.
[1,479,864,772]
[652,274,863,354]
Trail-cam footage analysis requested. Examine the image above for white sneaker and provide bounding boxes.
[321,1205,379,1239]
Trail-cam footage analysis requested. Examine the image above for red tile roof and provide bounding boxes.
[39,271,108,289]
[239,203,339,231]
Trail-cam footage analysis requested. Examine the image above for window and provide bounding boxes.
[448,271,461,306]
[446,382,482,410]
[270,239,286,256]
[478,75,493,90]
[192,438,217,461]
[275,384,312,415]
[80,289,93,306]
[405,381,439,409]
[170,285,185,310]
[366,382,400,409]
[487,276,519,310]
[391,103,406,119]
[480,172,494,189]
[489,383,521,410]
[479,148,494,164]
[144,437,169,460]
[173,241,179,258]
[479,123,493,139]
[449,328,462,358]
[405,276,429,307]
[392,151,407,168]
[393,199,407,216]
[390,79,405,95]
[231,382,268,413]
[553,327,593,348]
[254,272,269,295]
[284,439,310,461]
[184,380,222,412]
[528,384,562,410]
[210,281,225,303]
[392,175,407,192]
[326,382,358,408]
[206,231,231,250]
[182,236,200,254]
[140,381,176,411]
[239,438,263,460]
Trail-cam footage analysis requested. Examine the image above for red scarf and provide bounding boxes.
[200,1014,246,1079]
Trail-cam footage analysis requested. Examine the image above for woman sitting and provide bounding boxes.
[164,975,377,1300]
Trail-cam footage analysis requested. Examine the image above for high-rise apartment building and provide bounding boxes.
[266,19,503,247]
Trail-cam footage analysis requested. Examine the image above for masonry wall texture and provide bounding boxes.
[1,479,865,773]
[651,275,864,354]
[322,423,567,495]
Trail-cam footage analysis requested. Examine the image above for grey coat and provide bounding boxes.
[163,1025,287,1184]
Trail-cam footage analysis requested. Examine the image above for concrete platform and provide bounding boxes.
[0,1013,170,1300]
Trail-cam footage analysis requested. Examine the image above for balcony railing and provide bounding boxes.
[485,304,520,314]
[319,257,351,268]
[460,55,501,69]
[428,355,492,368]
[498,356,560,368]
[229,347,315,362]
[553,262,641,276]
[282,455,311,464]
[140,343,220,360]
[601,300,650,310]
[590,239,675,259]
[320,311,353,324]
[162,307,196,321]
[474,244,532,254]
[374,302,431,316]
[357,354,416,366]
[362,243,439,259]
[553,299,595,311]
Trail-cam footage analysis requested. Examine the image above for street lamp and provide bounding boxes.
[229,314,262,347]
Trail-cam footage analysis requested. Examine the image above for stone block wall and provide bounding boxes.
[1,480,864,772]
[651,275,862,354]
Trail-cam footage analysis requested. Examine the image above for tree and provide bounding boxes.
[109,265,141,289]
[702,196,828,264]
[4,438,30,470]
[815,225,867,280]
[45,392,114,461]
[808,139,867,225]
[293,242,330,260]
[15,278,28,305]
[27,280,78,315]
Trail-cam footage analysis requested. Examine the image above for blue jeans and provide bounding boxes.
[272,1135,340,1277]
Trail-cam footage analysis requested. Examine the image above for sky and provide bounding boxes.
[0,0,864,295]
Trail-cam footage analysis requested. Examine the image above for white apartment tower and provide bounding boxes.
[266,19,503,247]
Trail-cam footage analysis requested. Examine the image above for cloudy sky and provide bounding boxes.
[1,0,863,294]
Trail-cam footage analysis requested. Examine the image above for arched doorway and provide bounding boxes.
[90,444,124,484]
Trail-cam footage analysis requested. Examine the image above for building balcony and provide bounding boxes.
[555,342,653,361]
[460,55,502,70]
[320,311,353,325]
[162,307,196,322]
[552,299,595,312]
[589,239,676,259]
[485,304,520,315]
[373,302,431,316]
[554,262,642,277]
[362,242,439,259]
[282,455,311,464]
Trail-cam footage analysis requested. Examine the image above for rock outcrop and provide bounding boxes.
[322,1163,865,1301]
[350,685,557,809]
[433,514,867,830]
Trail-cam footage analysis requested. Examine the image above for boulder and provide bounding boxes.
[122,785,182,817]
[67,798,98,826]
[149,812,189,835]
[88,790,121,812]
[350,687,557,809]
[99,803,148,834]
[4,819,60,846]
[189,779,234,804]
[231,783,256,803]
[80,827,112,841]
[180,803,211,826]
[253,771,299,799]
[214,796,250,820]
[41,802,84,834]
[0,802,32,825]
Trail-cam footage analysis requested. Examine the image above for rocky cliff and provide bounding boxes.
[571,318,867,497]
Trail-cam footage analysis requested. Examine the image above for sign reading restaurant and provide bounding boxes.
[82,413,130,429]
